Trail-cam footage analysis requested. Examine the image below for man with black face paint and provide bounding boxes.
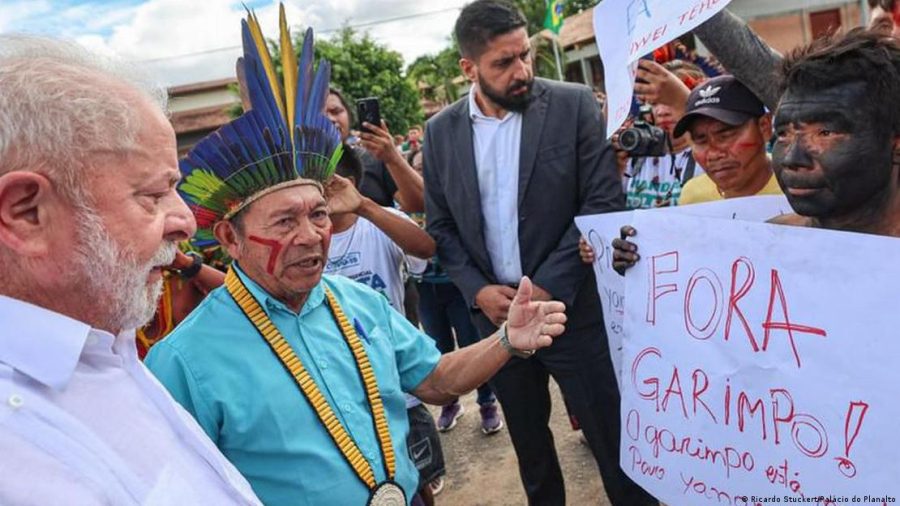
[612,29,900,274]
[770,29,900,235]
[424,1,658,505]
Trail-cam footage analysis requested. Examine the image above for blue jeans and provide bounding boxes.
[416,281,495,406]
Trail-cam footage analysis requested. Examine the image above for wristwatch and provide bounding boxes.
[497,322,534,359]
[178,252,203,279]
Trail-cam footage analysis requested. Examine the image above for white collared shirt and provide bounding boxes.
[0,295,261,506]
[468,88,524,284]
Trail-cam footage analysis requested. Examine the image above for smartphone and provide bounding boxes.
[356,97,381,133]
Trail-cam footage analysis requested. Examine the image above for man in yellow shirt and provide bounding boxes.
[673,75,783,204]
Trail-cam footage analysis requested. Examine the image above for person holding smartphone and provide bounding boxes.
[324,89,425,213]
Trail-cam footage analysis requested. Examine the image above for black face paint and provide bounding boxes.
[772,82,894,218]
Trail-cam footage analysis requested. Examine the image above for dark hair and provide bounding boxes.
[869,0,895,9]
[335,144,363,185]
[779,28,900,136]
[328,86,355,124]
[454,0,527,59]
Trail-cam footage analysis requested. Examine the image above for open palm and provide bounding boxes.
[506,277,567,352]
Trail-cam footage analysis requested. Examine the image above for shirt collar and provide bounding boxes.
[0,295,94,390]
[232,263,325,317]
[468,86,518,123]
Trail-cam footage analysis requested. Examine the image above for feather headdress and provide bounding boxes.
[178,4,343,247]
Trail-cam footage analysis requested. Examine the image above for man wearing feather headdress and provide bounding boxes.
[145,7,568,505]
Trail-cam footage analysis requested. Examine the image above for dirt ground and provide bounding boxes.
[427,380,612,506]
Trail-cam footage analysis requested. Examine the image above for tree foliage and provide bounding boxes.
[406,1,601,87]
[406,42,463,105]
[229,27,424,133]
[313,27,423,134]
[514,0,600,79]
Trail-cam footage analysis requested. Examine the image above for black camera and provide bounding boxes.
[619,120,667,158]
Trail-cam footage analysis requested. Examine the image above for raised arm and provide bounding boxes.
[359,120,425,212]
[693,9,783,110]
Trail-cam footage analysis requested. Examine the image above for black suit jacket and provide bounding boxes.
[424,78,624,335]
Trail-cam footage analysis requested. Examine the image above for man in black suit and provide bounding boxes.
[423,1,657,505]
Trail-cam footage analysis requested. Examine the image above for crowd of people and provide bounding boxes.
[1,0,899,504]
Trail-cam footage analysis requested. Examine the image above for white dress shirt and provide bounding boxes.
[0,295,261,506]
[469,87,524,285]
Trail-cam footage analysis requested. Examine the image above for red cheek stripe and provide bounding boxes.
[727,141,762,159]
[248,235,284,275]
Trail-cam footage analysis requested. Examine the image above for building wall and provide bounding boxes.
[167,79,240,156]
[745,2,862,54]
[169,88,238,115]
[729,0,861,21]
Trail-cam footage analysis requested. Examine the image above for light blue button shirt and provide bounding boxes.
[469,87,524,284]
[146,265,441,506]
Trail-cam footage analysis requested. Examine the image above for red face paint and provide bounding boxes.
[729,141,762,158]
[248,235,285,275]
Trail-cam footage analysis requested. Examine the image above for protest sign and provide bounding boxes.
[592,0,732,136]
[620,212,899,505]
[576,209,633,386]
[575,195,789,388]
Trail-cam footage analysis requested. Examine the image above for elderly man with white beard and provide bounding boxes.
[0,35,262,505]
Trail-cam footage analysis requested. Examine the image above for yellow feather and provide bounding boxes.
[280,3,298,136]
[247,9,286,120]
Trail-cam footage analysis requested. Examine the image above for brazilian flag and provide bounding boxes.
[543,0,565,34]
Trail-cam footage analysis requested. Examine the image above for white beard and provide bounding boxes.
[72,205,176,333]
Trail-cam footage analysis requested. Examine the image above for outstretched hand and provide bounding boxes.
[505,277,567,352]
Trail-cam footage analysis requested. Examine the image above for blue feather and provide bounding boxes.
[294,28,315,129]
[241,20,283,128]
[305,60,331,126]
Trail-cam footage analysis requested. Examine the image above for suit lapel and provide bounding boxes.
[518,80,550,206]
[448,102,491,269]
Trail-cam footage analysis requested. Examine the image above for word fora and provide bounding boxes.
[645,252,827,368]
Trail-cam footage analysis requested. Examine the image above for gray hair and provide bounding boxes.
[0,34,168,204]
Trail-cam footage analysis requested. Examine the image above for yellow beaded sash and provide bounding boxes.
[224,268,396,489]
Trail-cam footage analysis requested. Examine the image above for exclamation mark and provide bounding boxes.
[834,401,869,478]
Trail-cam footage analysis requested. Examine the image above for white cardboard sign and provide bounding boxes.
[620,212,900,505]
[575,195,790,388]
[592,0,732,136]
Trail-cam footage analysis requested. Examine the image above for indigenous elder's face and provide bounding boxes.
[231,184,331,306]
[75,91,195,331]
[689,115,772,195]
[772,82,894,217]
[325,93,350,140]
[462,27,534,113]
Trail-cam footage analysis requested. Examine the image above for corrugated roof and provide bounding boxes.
[559,8,595,48]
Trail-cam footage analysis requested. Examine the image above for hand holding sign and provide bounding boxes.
[633,59,691,115]
[593,0,733,136]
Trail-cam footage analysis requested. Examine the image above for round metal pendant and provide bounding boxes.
[367,481,407,506]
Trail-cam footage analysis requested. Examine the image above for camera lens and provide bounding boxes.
[619,129,639,151]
